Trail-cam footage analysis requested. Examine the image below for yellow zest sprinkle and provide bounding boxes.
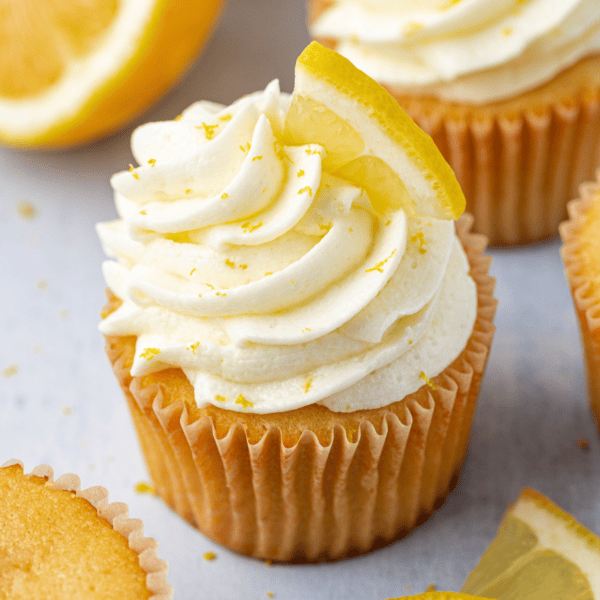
[16,200,37,220]
[236,394,254,410]
[200,122,218,140]
[216,292,227,296]
[242,221,262,233]
[267,593,275,599]
[318,223,329,231]
[206,283,214,290]
[186,189,192,194]
[297,169,305,178]
[304,378,313,393]
[215,395,226,402]
[409,340,413,345]
[426,584,437,592]
[240,145,246,152]
[305,148,322,155]
[240,264,248,270]
[386,220,391,226]
[276,144,291,162]
[134,481,156,495]
[187,342,200,354]
[61,406,72,416]
[411,232,427,254]
[2,364,19,378]
[174,114,183,121]
[403,22,424,36]
[265,560,272,567]
[440,0,462,9]
[298,186,312,197]
[265,272,273,276]
[190,268,196,276]
[203,552,217,561]
[503,27,513,35]
[225,259,235,268]
[148,159,156,167]
[349,228,353,232]
[219,114,232,122]
[140,210,147,215]
[252,155,263,161]
[132,173,139,180]
[291,280,295,285]
[129,164,134,172]
[365,248,397,273]
[221,192,228,200]
[420,371,438,391]
[140,348,161,361]
[198,294,202,298]
[302,328,311,332]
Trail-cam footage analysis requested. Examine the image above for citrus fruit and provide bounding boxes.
[283,42,465,220]
[0,0,222,149]
[461,488,600,599]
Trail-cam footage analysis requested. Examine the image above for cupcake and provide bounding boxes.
[97,42,497,561]
[309,0,600,245]
[560,172,600,434]
[0,460,172,599]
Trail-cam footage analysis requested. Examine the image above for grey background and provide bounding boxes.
[1,0,599,598]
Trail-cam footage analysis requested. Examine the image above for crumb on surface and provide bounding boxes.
[58,308,71,321]
[267,593,274,598]
[16,200,37,220]
[61,406,73,416]
[134,481,156,495]
[577,438,590,452]
[426,583,436,592]
[404,584,412,591]
[2,364,19,378]
[36,278,48,291]
[203,551,217,561]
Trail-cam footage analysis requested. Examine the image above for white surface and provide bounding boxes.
[1,0,600,598]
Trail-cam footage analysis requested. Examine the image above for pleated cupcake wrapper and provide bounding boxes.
[403,93,600,246]
[559,173,600,433]
[105,214,497,562]
[1,459,173,600]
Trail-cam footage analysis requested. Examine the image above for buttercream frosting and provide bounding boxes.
[98,80,477,413]
[311,0,600,104]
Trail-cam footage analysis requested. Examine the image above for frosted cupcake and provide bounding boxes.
[310,0,600,245]
[560,173,600,435]
[0,460,172,599]
[98,43,497,561]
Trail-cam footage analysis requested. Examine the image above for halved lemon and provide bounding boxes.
[283,42,465,220]
[0,0,222,148]
[461,488,600,599]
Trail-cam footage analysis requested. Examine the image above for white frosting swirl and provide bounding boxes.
[98,81,477,413]
[311,0,600,104]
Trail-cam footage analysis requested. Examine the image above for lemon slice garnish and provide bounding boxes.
[461,488,600,599]
[283,42,465,220]
[0,0,222,148]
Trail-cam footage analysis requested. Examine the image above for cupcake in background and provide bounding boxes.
[0,460,172,599]
[560,172,600,435]
[310,0,600,245]
[98,42,497,562]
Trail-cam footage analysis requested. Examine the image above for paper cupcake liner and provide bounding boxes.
[559,172,600,433]
[1,459,173,599]
[104,215,497,562]
[401,93,600,246]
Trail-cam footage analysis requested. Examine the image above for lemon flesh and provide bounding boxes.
[0,0,222,148]
[461,488,600,599]
[284,42,465,220]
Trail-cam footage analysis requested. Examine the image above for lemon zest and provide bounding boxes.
[140,210,147,215]
[203,552,217,561]
[252,155,263,161]
[148,158,156,167]
[190,268,196,275]
[411,231,427,254]
[225,259,235,268]
[219,114,232,122]
[140,348,161,361]
[242,221,262,232]
[199,122,218,140]
[221,192,228,199]
[297,169,305,177]
[187,342,200,354]
[365,248,397,273]
[420,371,438,391]
[236,394,253,409]
[298,186,312,197]
[215,395,226,402]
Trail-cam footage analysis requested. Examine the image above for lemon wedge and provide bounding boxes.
[283,42,465,220]
[461,488,600,599]
[0,0,222,148]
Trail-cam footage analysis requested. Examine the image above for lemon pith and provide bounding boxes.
[0,0,223,148]
[285,42,465,220]
[461,488,600,599]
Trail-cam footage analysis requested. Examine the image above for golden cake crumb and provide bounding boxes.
[16,200,37,220]
[134,481,156,495]
[203,552,217,561]
[577,438,590,452]
[2,363,19,378]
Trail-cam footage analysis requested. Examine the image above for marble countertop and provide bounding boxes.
[1,1,599,598]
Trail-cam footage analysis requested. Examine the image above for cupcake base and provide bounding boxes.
[560,174,600,435]
[104,215,497,562]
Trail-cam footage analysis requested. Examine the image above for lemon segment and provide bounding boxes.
[0,0,223,148]
[461,488,600,599]
[289,42,465,220]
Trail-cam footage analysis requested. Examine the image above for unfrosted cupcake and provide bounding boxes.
[560,172,600,434]
[310,0,600,245]
[98,43,497,561]
[0,460,172,599]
